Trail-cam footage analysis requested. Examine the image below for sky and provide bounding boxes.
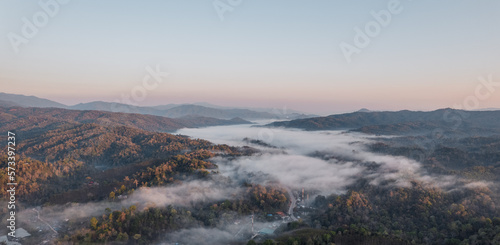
[0,0,499,115]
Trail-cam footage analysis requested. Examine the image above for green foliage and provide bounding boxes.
[90,217,98,230]
[109,191,115,200]
[68,205,198,243]
[247,240,257,245]
[307,182,500,245]
[0,156,93,204]
[248,184,289,212]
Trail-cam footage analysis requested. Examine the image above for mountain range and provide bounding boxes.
[4,92,500,138]
[0,92,314,120]
[266,108,500,136]
[0,106,250,134]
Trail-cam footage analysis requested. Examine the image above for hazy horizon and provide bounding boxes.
[3,90,500,117]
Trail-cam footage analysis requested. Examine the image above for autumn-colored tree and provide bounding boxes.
[90,217,98,230]
[109,191,115,200]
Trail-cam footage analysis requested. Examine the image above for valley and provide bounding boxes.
[1,108,500,244]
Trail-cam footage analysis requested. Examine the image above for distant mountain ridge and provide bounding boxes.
[0,92,313,120]
[0,92,67,108]
[0,106,251,133]
[265,109,500,136]
[160,104,275,119]
[0,99,21,107]
[357,108,371,113]
[73,102,314,120]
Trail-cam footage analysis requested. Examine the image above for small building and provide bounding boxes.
[0,235,21,245]
[16,228,31,238]
[258,228,275,236]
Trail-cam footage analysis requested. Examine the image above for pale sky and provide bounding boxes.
[1,0,499,115]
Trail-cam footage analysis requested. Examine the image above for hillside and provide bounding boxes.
[0,92,67,108]
[0,107,250,134]
[0,92,313,120]
[0,99,21,107]
[0,106,253,169]
[0,107,254,205]
[0,124,252,206]
[161,104,274,119]
[73,103,312,120]
[266,109,500,136]
[70,101,164,116]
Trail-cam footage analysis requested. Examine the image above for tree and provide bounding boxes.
[263,240,275,245]
[129,205,137,214]
[90,217,98,230]
[119,185,126,194]
[116,232,129,241]
[109,191,115,200]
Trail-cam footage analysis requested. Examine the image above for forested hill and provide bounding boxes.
[0,106,251,134]
[0,105,255,206]
[265,109,500,135]
[0,92,314,120]
[0,123,240,203]
[0,106,253,168]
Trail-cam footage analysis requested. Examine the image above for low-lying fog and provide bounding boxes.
[177,123,449,191]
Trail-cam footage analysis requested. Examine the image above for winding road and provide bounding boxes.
[32,208,58,234]
[284,187,298,221]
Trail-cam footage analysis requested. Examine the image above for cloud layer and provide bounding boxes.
[178,124,450,191]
